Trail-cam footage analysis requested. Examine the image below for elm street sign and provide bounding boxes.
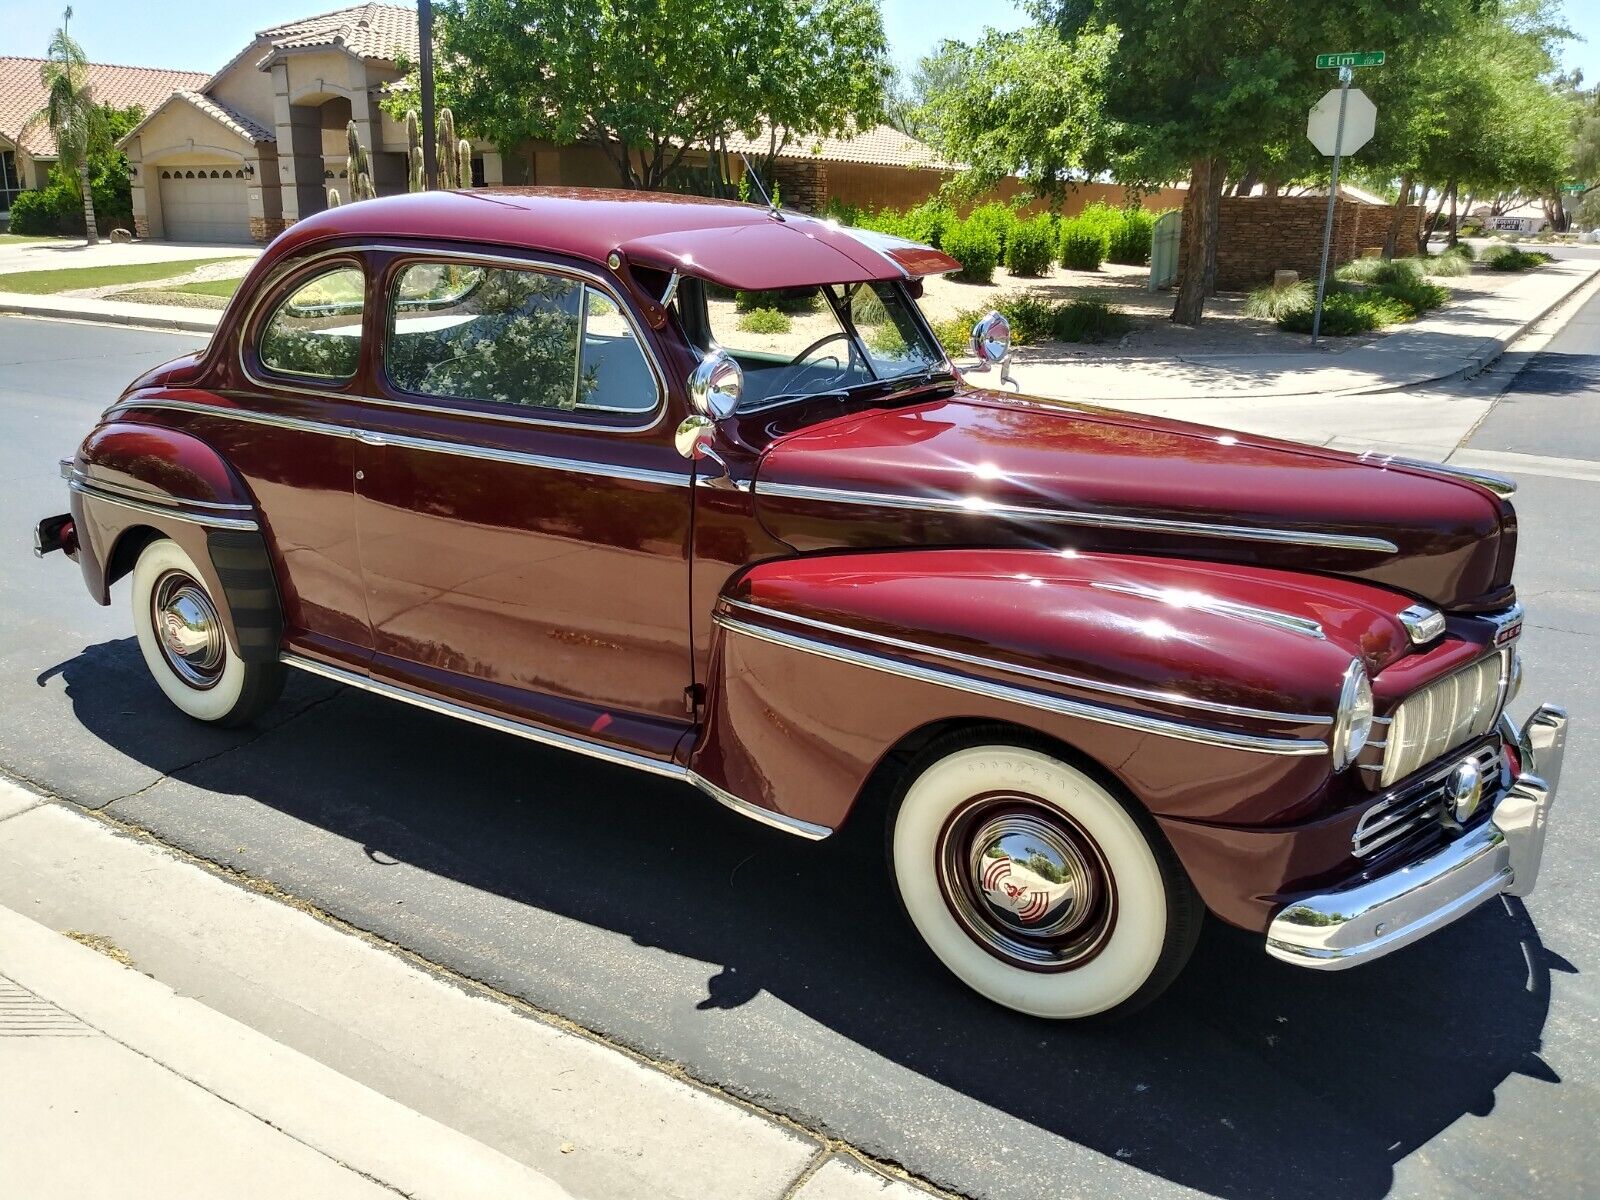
[1306,65,1381,343]
[1317,51,1385,68]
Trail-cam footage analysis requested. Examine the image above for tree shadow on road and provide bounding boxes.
[40,636,1571,1200]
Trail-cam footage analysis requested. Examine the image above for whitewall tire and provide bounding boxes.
[130,538,284,726]
[890,740,1201,1019]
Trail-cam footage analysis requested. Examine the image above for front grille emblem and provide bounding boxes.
[1445,759,1485,825]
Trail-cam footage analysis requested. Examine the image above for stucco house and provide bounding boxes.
[0,57,207,227]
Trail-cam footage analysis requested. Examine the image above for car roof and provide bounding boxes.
[271,187,959,291]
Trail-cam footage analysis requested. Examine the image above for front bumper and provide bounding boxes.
[1266,703,1567,969]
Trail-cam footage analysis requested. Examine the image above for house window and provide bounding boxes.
[1,150,23,212]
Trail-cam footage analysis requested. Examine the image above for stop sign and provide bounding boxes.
[1307,87,1376,156]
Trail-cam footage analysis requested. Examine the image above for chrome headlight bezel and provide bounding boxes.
[1332,659,1374,771]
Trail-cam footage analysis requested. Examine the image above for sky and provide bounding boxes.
[0,0,1595,84]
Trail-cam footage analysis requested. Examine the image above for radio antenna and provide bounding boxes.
[737,152,785,222]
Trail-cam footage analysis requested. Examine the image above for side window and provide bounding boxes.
[386,263,656,415]
[258,265,365,380]
[577,286,656,413]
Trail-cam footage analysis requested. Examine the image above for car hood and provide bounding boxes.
[749,387,1516,613]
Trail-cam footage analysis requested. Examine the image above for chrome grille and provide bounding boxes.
[1380,651,1508,787]
[1354,742,1501,858]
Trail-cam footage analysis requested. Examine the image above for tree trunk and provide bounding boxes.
[1262,174,1281,199]
[1446,184,1459,248]
[1383,175,1413,259]
[1203,173,1223,297]
[1426,179,1453,247]
[1232,168,1258,197]
[78,162,99,245]
[1172,156,1222,326]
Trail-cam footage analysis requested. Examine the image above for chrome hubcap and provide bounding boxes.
[152,571,224,688]
[937,796,1115,971]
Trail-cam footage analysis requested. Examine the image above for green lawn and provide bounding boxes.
[0,256,244,294]
[0,233,65,244]
[167,277,244,298]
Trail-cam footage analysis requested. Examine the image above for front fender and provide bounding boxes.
[67,421,281,661]
[689,547,1420,835]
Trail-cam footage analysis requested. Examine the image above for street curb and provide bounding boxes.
[0,297,219,334]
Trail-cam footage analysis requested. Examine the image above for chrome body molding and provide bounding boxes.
[104,399,693,489]
[1268,704,1566,969]
[754,481,1400,554]
[69,469,254,513]
[280,653,688,780]
[69,477,260,531]
[1358,451,1518,499]
[720,598,1333,727]
[1090,580,1326,640]
[1481,601,1525,646]
[715,610,1330,757]
[686,771,832,841]
[1397,603,1447,646]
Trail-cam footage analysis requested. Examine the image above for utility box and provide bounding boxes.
[1149,210,1181,291]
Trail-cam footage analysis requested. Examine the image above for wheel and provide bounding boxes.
[130,537,285,726]
[889,738,1202,1020]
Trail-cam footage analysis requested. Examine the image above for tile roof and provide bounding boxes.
[118,90,276,150]
[0,57,208,158]
[255,3,418,65]
[724,124,950,171]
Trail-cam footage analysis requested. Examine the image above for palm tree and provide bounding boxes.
[24,9,111,244]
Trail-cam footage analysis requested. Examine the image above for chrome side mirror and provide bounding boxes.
[970,310,1017,389]
[688,349,743,419]
[674,414,728,469]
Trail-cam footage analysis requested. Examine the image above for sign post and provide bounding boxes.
[1308,53,1383,344]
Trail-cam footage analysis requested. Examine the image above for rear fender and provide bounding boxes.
[688,548,1421,835]
[68,422,282,661]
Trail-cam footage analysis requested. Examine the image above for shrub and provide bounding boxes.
[736,306,791,334]
[5,186,73,235]
[1004,215,1056,276]
[1244,279,1315,321]
[1106,208,1155,265]
[1072,202,1122,254]
[965,202,1020,259]
[1480,244,1553,271]
[734,288,819,314]
[822,196,865,226]
[901,197,955,248]
[990,292,1060,344]
[1376,273,1450,317]
[1058,225,1104,271]
[1336,257,1422,287]
[866,321,908,354]
[1444,241,1477,261]
[1053,297,1132,342]
[933,310,982,356]
[941,219,1001,284]
[1276,290,1411,335]
[1412,250,1470,277]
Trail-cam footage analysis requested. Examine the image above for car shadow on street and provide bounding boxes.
[49,638,1569,1200]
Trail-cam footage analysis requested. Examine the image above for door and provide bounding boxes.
[158,166,250,242]
[352,252,695,763]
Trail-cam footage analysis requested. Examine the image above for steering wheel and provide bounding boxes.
[768,331,861,395]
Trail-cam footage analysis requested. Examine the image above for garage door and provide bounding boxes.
[158,166,250,242]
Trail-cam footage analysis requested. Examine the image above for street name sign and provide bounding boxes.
[1317,51,1385,69]
[1307,87,1376,157]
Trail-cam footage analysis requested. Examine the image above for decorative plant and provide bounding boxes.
[345,121,377,201]
[438,107,458,189]
[327,187,342,208]
[407,110,424,192]
[457,137,473,188]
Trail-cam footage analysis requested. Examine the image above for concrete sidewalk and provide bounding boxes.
[0,780,932,1200]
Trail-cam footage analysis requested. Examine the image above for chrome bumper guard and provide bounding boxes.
[1266,703,1568,970]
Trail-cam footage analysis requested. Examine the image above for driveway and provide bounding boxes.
[0,236,258,275]
[1,313,1595,1199]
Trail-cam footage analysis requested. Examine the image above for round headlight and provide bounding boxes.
[1332,659,1374,770]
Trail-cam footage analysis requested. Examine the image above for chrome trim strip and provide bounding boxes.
[280,653,689,779]
[715,613,1328,756]
[68,470,254,513]
[1397,603,1446,645]
[721,598,1332,726]
[235,243,670,435]
[104,398,693,489]
[1091,581,1326,640]
[70,478,260,531]
[1359,451,1518,499]
[686,771,832,841]
[755,482,1400,554]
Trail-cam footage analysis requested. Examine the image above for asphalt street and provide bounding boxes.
[1,304,1596,1200]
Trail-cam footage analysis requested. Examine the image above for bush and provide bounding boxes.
[990,292,1060,344]
[1412,250,1470,277]
[1444,241,1477,261]
[1336,256,1422,287]
[1244,279,1315,321]
[736,306,791,334]
[1480,244,1553,271]
[901,197,955,248]
[1071,202,1122,254]
[734,288,819,314]
[1106,208,1155,265]
[942,219,1001,284]
[1004,215,1056,276]
[1277,291,1388,336]
[1053,297,1132,342]
[933,311,982,356]
[1058,225,1104,271]
[822,196,865,226]
[4,186,74,235]
[965,202,1020,259]
[1376,273,1450,317]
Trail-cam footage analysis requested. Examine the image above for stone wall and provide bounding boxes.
[249,216,292,243]
[1182,196,1423,290]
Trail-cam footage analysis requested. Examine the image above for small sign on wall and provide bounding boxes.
[248,190,262,203]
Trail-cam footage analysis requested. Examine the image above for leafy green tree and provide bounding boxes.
[23,9,112,245]
[1030,0,1463,324]
[416,0,887,192]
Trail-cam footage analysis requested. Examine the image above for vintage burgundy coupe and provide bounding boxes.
[36,188,1568,1018]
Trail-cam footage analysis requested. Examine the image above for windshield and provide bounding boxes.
[689,279,947,410]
